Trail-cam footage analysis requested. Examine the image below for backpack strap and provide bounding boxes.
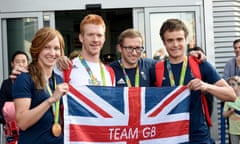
[105,65,115,86]
[188,56,212,127]
[155,60,164,87]
[155,56,212,127]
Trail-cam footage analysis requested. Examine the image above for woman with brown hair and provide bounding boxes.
[12,27,69,144]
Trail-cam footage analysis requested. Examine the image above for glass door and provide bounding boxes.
[0,12,55,81]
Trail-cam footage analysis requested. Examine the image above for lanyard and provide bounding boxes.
[119,60,140,87]
[166,56,187,86]
[46,76,60,125]
[79,55,106,86]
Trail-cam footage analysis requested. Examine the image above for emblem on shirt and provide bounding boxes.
[117,78,126,85]
[162,77,166,82]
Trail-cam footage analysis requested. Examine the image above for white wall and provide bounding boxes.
[0,0,202,12]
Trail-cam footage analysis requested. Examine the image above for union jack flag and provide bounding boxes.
[63,85,190,144]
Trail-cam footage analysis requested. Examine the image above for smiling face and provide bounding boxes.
[163,30,186,63]
[38,36,61,69]
[159,19,189,63]
[118,37,143,68]
[79,24,105,58]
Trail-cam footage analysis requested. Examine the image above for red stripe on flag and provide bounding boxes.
[69,120,189,142]
[127,87,141,144]
[128,87,141,126]
[68,84,112,118]
[149,86,187,117]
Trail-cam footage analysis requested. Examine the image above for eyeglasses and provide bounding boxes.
[121,45,144,53]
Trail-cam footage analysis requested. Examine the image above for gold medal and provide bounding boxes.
[52,123,62,137]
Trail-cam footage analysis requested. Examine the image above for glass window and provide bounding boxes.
[43,15,50,27]
[133,9,146,58]
[6,18,38,67]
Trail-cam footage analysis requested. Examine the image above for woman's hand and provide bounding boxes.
[48,83,69,104]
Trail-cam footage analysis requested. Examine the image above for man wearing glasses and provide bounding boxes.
[109,28,156,87]
[110,28,206,87]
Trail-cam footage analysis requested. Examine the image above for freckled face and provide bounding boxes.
[79,24,105,57]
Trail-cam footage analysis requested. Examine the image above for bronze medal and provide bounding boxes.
[52,123,62,137]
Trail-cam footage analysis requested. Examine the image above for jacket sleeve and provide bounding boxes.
[223,58,235,80]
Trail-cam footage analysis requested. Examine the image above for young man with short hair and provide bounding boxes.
[153,18,236,143]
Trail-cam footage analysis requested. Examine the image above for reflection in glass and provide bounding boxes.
[43,15,50,27]
[7,18,38,68]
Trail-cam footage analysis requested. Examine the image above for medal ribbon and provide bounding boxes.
[79,55,106,86]
[119,60,140,87]
[46,77,60,125]
[166,56,187,86]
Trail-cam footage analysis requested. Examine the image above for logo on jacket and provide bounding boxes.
[117,78,126,85]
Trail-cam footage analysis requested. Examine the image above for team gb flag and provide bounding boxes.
[63,85,190,144]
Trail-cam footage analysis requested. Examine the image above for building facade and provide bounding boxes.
[0,0,214,81]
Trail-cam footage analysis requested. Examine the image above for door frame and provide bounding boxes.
[0,12,56,81]
[134,6,204,59]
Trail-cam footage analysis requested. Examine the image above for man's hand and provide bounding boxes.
[10,66,28,81]
[189,50,206,62]
[187,78,208,92]
[56,56,71,71]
